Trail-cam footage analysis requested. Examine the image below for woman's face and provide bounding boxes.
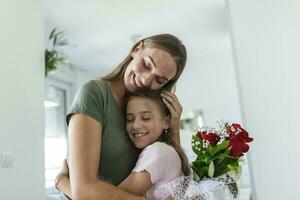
[124,45,177,92]
[126,97,170,149]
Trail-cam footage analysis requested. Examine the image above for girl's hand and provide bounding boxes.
[160,91,182,138]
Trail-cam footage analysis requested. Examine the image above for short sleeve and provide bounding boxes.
[66,80,104,126]
[132,142,181,185]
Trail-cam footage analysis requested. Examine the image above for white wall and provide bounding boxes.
[0,1,45,199]
[177,31,242,125]
[227,0,300,199]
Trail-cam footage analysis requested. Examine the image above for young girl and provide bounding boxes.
[56,89,190,200]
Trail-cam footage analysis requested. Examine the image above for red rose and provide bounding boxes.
[196,131,220,146]
[226,123,253,157]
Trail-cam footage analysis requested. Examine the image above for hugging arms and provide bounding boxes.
[56,34,187,200]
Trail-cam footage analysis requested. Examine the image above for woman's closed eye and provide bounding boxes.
[144,63,151,70]
[156,77,166,85]
[143,60,151,70]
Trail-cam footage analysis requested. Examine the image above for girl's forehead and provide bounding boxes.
[127,97,160,110]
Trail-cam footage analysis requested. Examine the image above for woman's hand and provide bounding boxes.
[55,159,69,190]
[160,91,182,141]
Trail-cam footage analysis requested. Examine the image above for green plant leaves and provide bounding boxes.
[191,135,240,179]
[45,28,73,76]
[49,28,69,47]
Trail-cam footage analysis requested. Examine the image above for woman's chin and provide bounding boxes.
[126,85,138,93]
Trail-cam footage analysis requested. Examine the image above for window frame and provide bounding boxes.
[44,77,72,189]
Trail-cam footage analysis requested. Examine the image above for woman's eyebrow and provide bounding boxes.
[147,56,157,68]
[147,56,169,82]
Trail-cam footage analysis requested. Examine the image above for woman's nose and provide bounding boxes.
[141,73,153,88]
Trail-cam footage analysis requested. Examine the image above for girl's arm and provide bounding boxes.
[65,114,145,200]
[118,171,152,195]
[56,163,152,198]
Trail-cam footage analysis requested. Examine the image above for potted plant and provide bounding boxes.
[45,28,73,76]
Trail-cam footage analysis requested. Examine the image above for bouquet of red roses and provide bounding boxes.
[191,121,253,197]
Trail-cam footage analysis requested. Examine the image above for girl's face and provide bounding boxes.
[124,44,177,92]
[126,97,170,149]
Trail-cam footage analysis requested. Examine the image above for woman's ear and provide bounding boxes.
[132,41,143,58]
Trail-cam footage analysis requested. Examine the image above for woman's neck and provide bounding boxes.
[107,78,126,108]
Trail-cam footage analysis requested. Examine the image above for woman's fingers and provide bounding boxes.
[160,91,182,115]
[55,159,70,190]
[162,97,176,115]
[161,91,182,137]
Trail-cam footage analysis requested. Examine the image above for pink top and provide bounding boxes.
[132,142,182,200]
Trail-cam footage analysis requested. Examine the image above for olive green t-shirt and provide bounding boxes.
[66,79,140,185]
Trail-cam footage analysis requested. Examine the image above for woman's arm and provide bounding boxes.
[66,113,145,200]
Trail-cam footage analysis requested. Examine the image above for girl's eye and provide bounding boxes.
[126,117,134,123]
[142,118,151,121]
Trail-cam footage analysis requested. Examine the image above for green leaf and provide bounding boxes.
[215,140,229,154]
[198,155,209,164]
[212,153,226,165]
[213,156,239,177]
[192,159,206,168]
[49,28,57,40]
[208,161,214,177]
[227,161,239,171]
[207,144,214,156]
[191,162,209,180]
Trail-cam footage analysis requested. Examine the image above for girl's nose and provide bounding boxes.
[132,120,142,130]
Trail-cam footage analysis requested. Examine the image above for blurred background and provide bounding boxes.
[1,0,300,199]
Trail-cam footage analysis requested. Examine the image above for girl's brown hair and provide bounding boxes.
[124,89,191,176]
[103,34,187,92]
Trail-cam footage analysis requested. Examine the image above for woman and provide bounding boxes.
[58,34,187,200]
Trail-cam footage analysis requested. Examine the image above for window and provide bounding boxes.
[44,80,71,188]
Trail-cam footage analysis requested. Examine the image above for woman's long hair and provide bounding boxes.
[124,89,191,176]
[102,34,187,92]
